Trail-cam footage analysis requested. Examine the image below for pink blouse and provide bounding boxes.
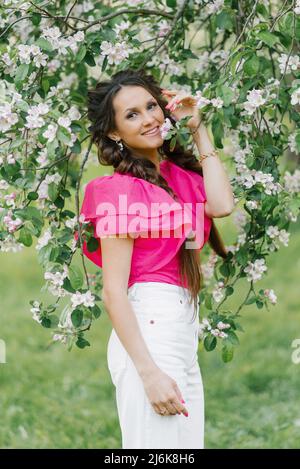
[76,159,212,289]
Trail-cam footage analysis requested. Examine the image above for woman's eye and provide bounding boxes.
[127,103,157,119]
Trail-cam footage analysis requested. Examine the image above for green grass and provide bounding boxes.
[0,163,299,448]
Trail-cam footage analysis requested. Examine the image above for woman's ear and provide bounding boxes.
[107,132,120,141]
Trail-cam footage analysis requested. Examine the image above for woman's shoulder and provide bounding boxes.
[86,170,165,187]
[83,170,177,206]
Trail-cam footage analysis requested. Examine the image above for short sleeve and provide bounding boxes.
[74,173,194,268]
[160,160,212,247]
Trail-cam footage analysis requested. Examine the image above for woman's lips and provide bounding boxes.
[142,126,160,136]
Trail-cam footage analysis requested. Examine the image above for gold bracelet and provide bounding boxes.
[199,149,219,163]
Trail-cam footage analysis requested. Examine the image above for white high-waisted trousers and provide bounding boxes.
[106,281,204,449]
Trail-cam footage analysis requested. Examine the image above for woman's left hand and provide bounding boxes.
[161,89,201,131]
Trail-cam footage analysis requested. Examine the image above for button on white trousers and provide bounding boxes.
[106,282,205,449]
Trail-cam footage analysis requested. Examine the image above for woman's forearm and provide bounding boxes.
[103,291,160,381]
[192,122,235,217]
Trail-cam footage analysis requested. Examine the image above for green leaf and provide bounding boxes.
[235,246,248,266]
[62,277,76,293]
[225,286,234,296]
[87,236,99,252]
[227,330,240,345]
[295,133,300,153]
[48,182,59,202]
[166,0,177,7]
[204,335,217,351]
[170,136,177,152]
[57,127,71,144]
[76,44,87,63]
[71,308,83,327]
[256,4,269,18]
[15,64,29,83]
[35,38,53,52]
[18,227,32,247]
[205,294,213,310]
[70,140,81,154]
[230,51,245,75]
[211,114,224,148]
[53,196,64,209]
[49,315,59,327]
[68,265,83,290]
[219,262,230,277]
[76,337,90,349]
[257,31,279,48]
[218,85,235,107]
[91,304,102,319]
[27,191,39,201]
[245,295,257,305]
[256,300,264,309]
[41,317,51,328]
[216,11,234,31]
[243,55,260,76]
[222,345,234,363]
[31,12,42,26]
[100,54,108,71]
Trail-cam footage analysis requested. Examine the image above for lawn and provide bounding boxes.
[0,163,299,448]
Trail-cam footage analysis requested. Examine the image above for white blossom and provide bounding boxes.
[35,228,52,250]
[243,89,266,116]
[44,265,68,297]
[212,281,225,303]
[70,291,95,310]
[0,179,9,191]
[0,102,18,132]
[159,118,173,139]
[217,321,230,330]
[291,88,300,106]
[0,234,24,253]
[68,106,81,121]
[244,258,267,282]
[43,124,58,142]
[245,200,259,210]
[100,40,133,65]
[65,214,86,230]
[278,54,300,75]
[30,300,42,323]
[288,132,299,154]
[283,169,300,194]
[58,116,71,128]
[278,229,290,247]
[158,20,171,37]
[210,97,224,108]
[195,90,211,109]
[206,0,224,15]
[266,225,280,239]
[264,289,277,305]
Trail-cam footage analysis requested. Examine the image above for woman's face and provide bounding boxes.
[108,85,165,154]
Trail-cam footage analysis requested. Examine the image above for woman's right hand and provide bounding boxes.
[141,368,189,417]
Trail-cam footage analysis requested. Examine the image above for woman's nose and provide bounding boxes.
[143,114,156,125]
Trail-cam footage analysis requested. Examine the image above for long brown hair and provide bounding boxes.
[87,68,228,320]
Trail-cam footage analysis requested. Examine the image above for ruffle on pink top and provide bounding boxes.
[75,160,212,289]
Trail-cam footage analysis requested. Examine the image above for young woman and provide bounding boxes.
[79,68,234,449]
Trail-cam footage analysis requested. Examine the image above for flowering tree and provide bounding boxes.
[0,0,299,362]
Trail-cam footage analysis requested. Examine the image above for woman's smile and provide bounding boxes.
[142,126,160,136]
